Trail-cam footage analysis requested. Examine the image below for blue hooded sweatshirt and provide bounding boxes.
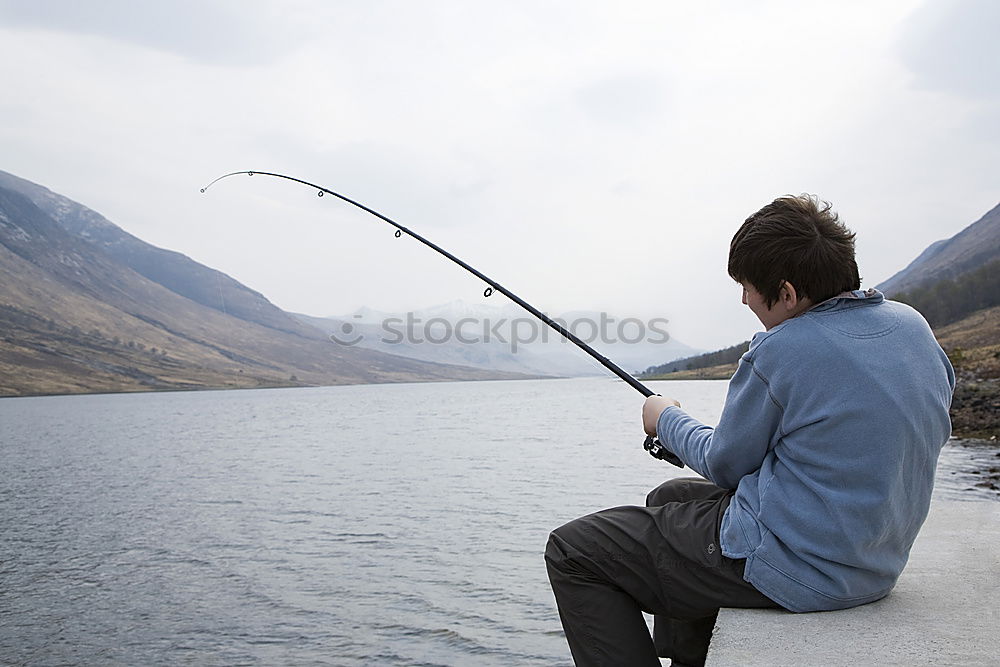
[656,289,955,612]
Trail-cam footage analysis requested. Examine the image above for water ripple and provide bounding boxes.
[0,379,716,665]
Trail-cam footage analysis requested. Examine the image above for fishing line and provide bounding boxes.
[201,170,681,466]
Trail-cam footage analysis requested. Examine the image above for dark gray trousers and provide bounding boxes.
[545,477,780,667]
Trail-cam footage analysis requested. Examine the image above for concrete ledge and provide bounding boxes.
[707,499,1000,666]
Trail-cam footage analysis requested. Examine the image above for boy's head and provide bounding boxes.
[728,194,860,310]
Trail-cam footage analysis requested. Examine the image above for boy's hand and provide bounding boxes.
[643,395,681,435]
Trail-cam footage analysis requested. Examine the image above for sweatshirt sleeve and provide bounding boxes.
[656,357,783,489]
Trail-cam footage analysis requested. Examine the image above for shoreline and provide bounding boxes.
[938,438,1000,501]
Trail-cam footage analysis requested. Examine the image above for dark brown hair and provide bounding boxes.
[728,195,860,307]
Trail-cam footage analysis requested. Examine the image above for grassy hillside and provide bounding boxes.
[0,242,531,397]
[893,258,1000,329]
[643,362,737,381]
[640,341,747,380]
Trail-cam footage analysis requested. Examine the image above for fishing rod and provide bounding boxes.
[201,170,682,467]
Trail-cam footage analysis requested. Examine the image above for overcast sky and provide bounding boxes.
[1,0,997,350]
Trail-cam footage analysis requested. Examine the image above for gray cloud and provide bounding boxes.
[898,0,1000,99]
[0,0,301,66]
[2,1,996,350]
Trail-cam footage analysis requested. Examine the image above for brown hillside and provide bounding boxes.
[934,304,1000,352]
[934,305,1000,440]
[0,181,530,397]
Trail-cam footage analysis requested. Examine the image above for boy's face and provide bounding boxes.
[741,282,779,329]
[741,281,810,330]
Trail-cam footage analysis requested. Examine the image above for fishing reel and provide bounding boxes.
[644,435,684,467]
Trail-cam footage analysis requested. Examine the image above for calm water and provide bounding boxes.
[0,378,989,666]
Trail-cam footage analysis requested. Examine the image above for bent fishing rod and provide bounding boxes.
[201,170,682,467]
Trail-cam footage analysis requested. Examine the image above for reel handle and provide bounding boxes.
[643,435,684,467]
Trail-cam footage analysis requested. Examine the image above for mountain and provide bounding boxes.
[0,172,533,396]
[877,202,1000,297]
[0,169,309,335]
[876,201,1000,330]
[295,300,700,377]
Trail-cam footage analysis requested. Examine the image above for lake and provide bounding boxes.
[0,378,988,665]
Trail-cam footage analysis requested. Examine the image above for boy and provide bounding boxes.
[545,195,955,667]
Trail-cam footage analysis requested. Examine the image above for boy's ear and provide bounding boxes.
[779,281,800,310]
[779,280,814,315]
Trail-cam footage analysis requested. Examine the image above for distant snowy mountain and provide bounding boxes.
[295,300,700,378]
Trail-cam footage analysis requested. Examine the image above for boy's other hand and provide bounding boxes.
[643,395,681,436]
